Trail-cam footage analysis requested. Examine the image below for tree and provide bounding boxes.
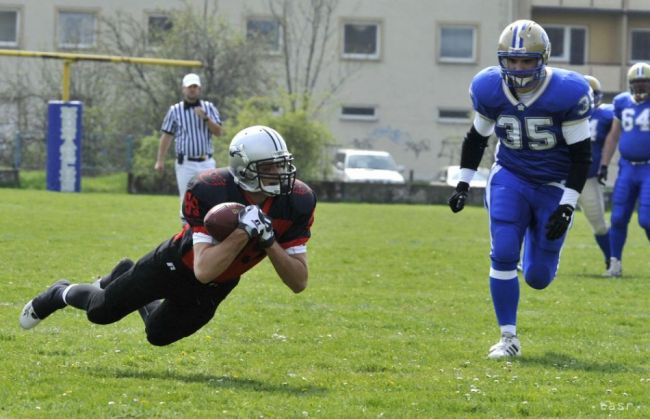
[0,2,273,174]
[224,96,334,180]
[266,0,357,114]
[97,4,272,133]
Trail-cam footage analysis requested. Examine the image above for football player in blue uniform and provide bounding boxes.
[599,62,650,277]
[20,126,317,347]
[448,20,593,359]
[579,75,613,272]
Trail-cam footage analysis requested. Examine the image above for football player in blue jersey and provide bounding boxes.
[579,75,613,272]
[448,20,593,359]
[598,62,650,277]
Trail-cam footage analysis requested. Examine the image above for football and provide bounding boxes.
[203,202,245,241]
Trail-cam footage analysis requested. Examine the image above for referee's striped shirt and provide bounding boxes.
[161,100,222,157]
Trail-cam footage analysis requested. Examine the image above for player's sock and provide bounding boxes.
[609,225,627,261]
[594,232,611,266]
[489,271,519,328]
[63,284,103,311]
[500,325,516,336]
[31,279,71,319]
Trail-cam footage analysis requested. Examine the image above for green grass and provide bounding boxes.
[0,188,647,418]
[18,170,128,193]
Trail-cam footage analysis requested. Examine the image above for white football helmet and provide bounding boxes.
[228,125,296,196]
[497,20,551,89]
[584,75,603,107]
[627,62,650,102]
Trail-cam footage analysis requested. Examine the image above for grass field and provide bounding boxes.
[0,188,647,418]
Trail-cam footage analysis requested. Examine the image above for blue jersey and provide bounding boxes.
[612,92,650,162]
[588,104,614,177]
[471,66,592,184]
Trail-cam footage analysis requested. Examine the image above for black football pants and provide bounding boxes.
[66,246,239,346]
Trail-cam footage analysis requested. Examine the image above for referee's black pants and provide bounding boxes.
[65,245,239,346]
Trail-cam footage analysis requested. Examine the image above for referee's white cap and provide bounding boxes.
[182,73,201,87]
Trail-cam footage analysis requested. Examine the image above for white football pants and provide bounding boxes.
[577,177,608,235]
[175,158,216,221]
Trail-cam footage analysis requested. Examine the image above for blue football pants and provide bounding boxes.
[486,166,570,327]
[609,160,650,260]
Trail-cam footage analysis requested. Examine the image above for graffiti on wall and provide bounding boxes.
[351,125,432,159]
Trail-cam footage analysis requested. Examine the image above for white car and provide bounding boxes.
[435,165,491,188]
[332,149,405,184]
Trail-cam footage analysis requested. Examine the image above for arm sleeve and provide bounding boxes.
[161,107,176,134]
[207,102,222,125]
[562,118,591,145]
[460,125,490,171]
[565,138,592,193]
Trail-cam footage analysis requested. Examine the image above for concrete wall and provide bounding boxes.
[0,0,646,184]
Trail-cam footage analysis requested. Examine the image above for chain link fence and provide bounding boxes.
[0,129,135,177]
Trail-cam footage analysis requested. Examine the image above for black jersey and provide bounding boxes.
[159,168,316,284]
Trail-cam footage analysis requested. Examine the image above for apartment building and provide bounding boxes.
[0,0,648,180]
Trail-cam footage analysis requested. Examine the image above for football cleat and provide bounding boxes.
[19,279,70,330]
[602,257,622,278]
[488,332,521,359]
[19,300,40,330]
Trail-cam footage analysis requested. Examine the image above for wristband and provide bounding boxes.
[559,187,579,208]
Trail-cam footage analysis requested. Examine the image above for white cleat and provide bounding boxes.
[602,257,622,278]
[488,332,521,359]
[19,279,70,330]
[19,300,41,330]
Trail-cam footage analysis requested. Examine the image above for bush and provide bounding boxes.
[224,96,334,181]
[129,97,336,194]
[128,135,177,195]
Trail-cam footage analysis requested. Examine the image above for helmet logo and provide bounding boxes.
[229,144,243,157]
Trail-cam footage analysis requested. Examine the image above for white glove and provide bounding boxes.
[258,212,275,249]
[237,205,264,238]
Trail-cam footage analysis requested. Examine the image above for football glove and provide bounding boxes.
[448,181,469,213]
[237,205,264,239]
[258,212,275,249]
[545,204,574,240]
[597,165,608,186]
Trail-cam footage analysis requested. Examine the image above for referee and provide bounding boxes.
[155,73,223,221]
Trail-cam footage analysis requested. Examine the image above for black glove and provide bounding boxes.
[597,165,608,186]
[257,212,275,249]
[545,204,574,240]
[448,181,469,213]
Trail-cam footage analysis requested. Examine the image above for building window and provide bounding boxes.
[148,15,172,47]
[247,18,281,53]
[58,11,96,49]
[0,10,19,47]
[545,25,586,65]
[439,25,476,63]
[438,109,471,123]
[342,22,380,59]
[631,29,650,62]
[341,106,377,121]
